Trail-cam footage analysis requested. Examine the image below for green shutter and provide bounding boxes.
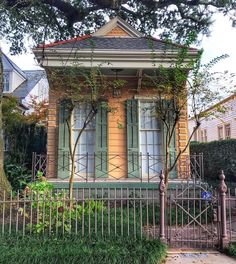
[162,100,177,179]
[95,103,108,178]
[126,99,140,178]
[57,102,70,179]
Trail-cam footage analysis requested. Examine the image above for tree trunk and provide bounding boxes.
[0,50,12,198]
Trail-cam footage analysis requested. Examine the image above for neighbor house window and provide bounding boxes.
[193,126,198,141]
[204,129,207,142]
[200,130,204,142]
[225,124,231,139]
[218,126,223,140]
[200,129,207,142]
[3,72,10,92]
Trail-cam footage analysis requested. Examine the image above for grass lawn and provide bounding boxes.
[0,235,167,264]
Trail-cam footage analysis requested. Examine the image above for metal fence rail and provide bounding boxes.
[0,187,160,238]
[226,189,236,242]
[1,170,234,250]
[32,152,204,181]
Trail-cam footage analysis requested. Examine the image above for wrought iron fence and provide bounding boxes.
[32,152,204,181]
[226,189,236,243]
[0,187,159,238]
[0,171,234,249]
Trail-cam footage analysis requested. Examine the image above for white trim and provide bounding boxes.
[92,17,143,38]
[33,48,198,69]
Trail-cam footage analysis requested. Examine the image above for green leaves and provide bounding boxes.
[1,0,235,53]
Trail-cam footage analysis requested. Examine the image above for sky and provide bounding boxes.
[1,13,236,76]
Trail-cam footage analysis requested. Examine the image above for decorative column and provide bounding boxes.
[219,170,229,249]
[159,170,166,242]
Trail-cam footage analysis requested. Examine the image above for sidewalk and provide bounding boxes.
[166,249,236,264]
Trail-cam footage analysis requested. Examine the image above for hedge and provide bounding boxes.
[190,139,236,182]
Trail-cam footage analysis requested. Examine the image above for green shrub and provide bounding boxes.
[0,235,167,264]
[4,163,31,191]
[21,177,105,234]
[225,243,236,257]
[190,139,236,182]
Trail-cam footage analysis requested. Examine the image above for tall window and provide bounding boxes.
[218,126,223,140]
[225,124,231,139]
[139,101,162,177]
[200,130,204,142]
[204,129,207,142]
[3,72,10,92]
[201,129,207,142]
[73,103,96,176]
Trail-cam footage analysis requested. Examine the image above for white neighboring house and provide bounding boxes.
[2,52,48,110]
[189,93,236,142]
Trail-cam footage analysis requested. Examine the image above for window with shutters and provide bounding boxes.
[73,103,96,176]
[57,101,108,179]
[126,99,176,179]
[139,101,163,177]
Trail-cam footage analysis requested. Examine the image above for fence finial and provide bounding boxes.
[219,170,227,193]
[159,170,166,193]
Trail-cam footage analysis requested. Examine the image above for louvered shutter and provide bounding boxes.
[57,102,70,179]
[95,103,108,178]
[126,99,140,178]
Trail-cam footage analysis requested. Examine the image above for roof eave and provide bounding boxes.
[33,48,198,69]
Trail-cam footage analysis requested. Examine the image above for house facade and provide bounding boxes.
[189,93,236,142]
[33,17,198,185]
[2,52,48,109]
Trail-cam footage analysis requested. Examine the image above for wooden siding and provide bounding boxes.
[189,96,236,142]
[105,26,130,37]
[46,75,189,179]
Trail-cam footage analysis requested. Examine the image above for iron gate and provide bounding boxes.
[165,178,220,248]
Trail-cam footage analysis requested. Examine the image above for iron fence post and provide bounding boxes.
[219,170,229,249]
[32,152,36,181]
[159,170,166,243]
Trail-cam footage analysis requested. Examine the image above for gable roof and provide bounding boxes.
[92,16,143,37]
[13,70,46,99]
[40,36,190,51]
[189,92,236,120]
[37,16,197,51]
[34,16,198,69]
[2,52,26,79]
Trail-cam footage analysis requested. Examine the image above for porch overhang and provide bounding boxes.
[33,48,199,70]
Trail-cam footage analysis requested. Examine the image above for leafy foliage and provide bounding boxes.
[3,96,47,166]
[1,0,235,53]
[26,96,48,125]
[226,243,236,258]
[22,177,105,234]
[4,163,31,191]
[190,139,236,182]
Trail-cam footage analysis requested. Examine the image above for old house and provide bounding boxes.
[33,17,198,187]
[2,52,48,109]
[189,93,236,142]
